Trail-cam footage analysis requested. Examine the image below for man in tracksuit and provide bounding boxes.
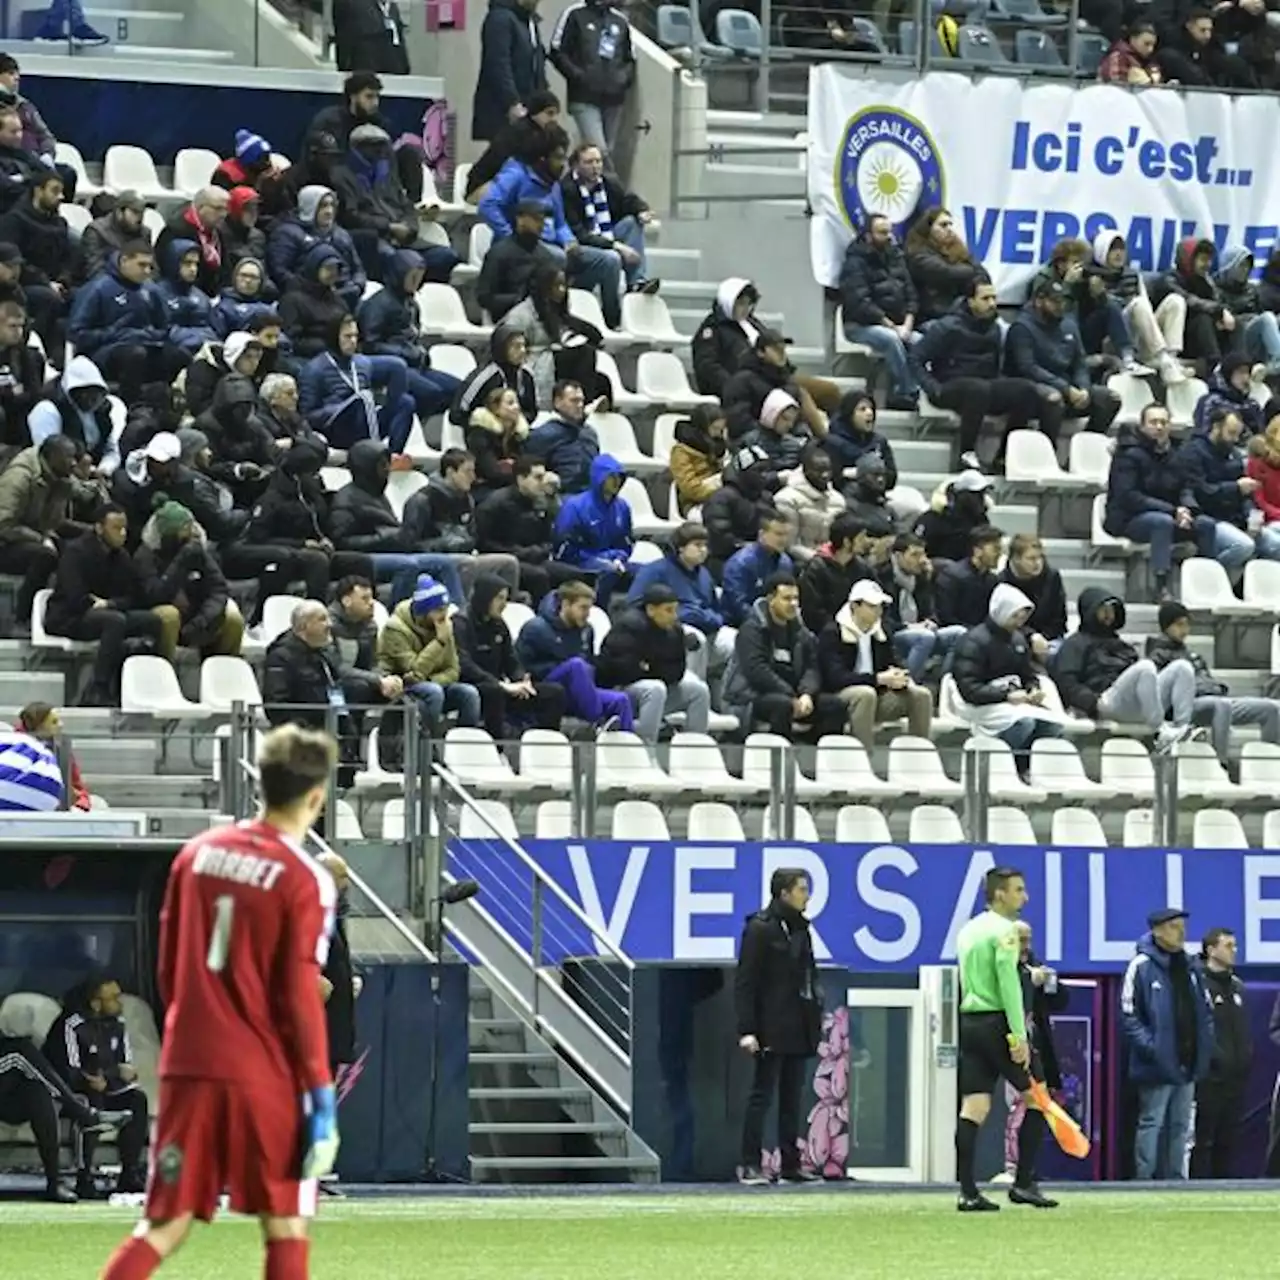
[1191,927,1252,1179]
[549,0,635,162]
[1120,908,1216,1180]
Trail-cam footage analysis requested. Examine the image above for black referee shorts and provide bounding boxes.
[958,1011,1036,1098]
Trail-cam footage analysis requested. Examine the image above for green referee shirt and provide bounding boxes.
[956,909,1027,1040]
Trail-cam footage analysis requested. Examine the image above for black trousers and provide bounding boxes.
[76,1082,148,1180]
[221,545,373,620]
[1192,1079,1244,1178]
[0,1036,99,1181]
[99,342,190,403]
[741,1050,808,1171]
[932,376,1044,454]
[0,540,59,621]
[479,680,567,742]
[1035,383,1122,444]
[516,559,587,608]
[1181,309,1223,373]
[56,607,164,695]
[24,284,65,359]
[751,692,847,741]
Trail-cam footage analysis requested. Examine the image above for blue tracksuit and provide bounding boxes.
[154,237,218,354]
[514,588,594,680]
[554,454,633,568]
[211,288,280,340]
[721,542,794,626]
[627,546,724,633]
[68,254,167,359]
[1120,933,1216,1085]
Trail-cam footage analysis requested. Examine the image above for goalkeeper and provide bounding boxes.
[954,866,1058,1213]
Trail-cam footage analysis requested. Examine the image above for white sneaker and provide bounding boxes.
[1154,723,1193,754]
[1157,352,1187,385]
[1121,355,1152,377]
[959,450,983,473]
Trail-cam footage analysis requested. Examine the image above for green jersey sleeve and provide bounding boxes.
[994,926,1027,1040]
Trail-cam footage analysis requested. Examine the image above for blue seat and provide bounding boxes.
[1015,27,1065,64]
[1077,31,1107,74]
[656,3,694,47]
[850,16,888,51]
[957,22,1008,61]
[717,7,762,54]
[901,18,948,55]
[989,0,1067,24]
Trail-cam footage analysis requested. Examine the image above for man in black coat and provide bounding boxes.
[936,524,1003,629]
[722,328,808,442]
[702,443,778,575]
[0,105,52,214]
[472,0,548,143]
[317,852,361,1079]
[332,0,410,74]
[798,509,871,635]
[466,91,560,201]
[998,532,1067,661]
[735,866,823,1185]
[838,213,920,410]
[0,170,71,354]
[477,197,557,321]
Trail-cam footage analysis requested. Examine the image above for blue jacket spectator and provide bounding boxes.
[627,538,723,634]
[357,249,427,364]
[1103,421,1196,537]
[211,257,279,340]
[1121,930,1215,1086]
[553,454,632,569]
[266,184,365,310]
[68,250,166,361]
[515,585,593,680]
[478,156,573,247]
[722,539,794,626]
[908,296,1003,395]
[1004,300,1089,393]
[524,404,599,493]
[298,341,380,434]
[1193,352,1266,439]
[1180,411,1252,525]
[154,238,219,355]
[473,0,548,142]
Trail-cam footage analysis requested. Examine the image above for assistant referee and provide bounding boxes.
[953,865,1058,1212]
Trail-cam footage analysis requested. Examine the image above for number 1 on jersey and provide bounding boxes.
[207,895,235,972]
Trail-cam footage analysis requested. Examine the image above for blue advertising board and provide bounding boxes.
[448,840,1280,973]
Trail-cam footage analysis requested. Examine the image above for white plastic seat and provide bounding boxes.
[762,805,820,842]
[468,221,493,267]
[458,799,519,841]
[333,798,363,841]
[595,730,681,794]
[453,163,473,204]
[595,350,648,414]
[1180,558,1258,616]
[1244,559,1280,610]
[1068,431,1112,487]
[621,292,685,345]
[55,141,101,200]
[385,468,429,519]
[444,728,533,791]
[743,732,827,798]
[908,805,965,843]
[590,411,663,473]
[535,799,574,838]
[517,728,573,791]
[629,540,664,565]
[813,736,899,798]
[651,413,682,467]
[353,726,403,790]
[1004,429,1081,488]
[1034,673,1094,735]
[834,804,891,843]
[1029,738,1116,800]
[402,417,442,465]
[668,731,762,797]
[416,283,492,343]
[173,147,220,197]
[1123,807,1154,847]
[619,477,678,538]
[1193,808,1249,849]
[32,588,92,653]
[833,305,875,358]
[103,145,170,203]
[502,600,535,641]
[428,343,478,380]
[121,656,209,717]
[587,605,611,652]
[963,737,1048,803]
[1101,739,1155,799]
[198,656,262,711]
[1174,739,1245,801]
[257,594,306,648]
[1091,493,1135,556]
[687,801,745,841]
[985,806,1037,845]
[887,735,963,799]
[1239,742,1280,800]
[635,351,716,409]
[611,799,670,840]
[141,207,165,240]
[1106,371,1152,422]
[62,203,91,236]
[381,797,406,840]
[0,992,60,1044]
[1050,808,1107,847]
[567,288,629,350]
[1263,809,1280,849]
[1167,376,1208,427]
[320,466,350,492]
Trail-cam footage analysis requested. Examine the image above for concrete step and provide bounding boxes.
[76,42,236,62]
[685,163,807,202]
[346,916,429,961]
[469,1154,658,1182]
[69,737,159,775]
[469,1086,594,1103]
[645,246,703,283]
[470,1051,559,1068]
[706,109,809,134]
[1061,566,1125,598]
[890,438,954,471]
[90,774,213,808]
[81,9,186,45]
[0,671,64,703]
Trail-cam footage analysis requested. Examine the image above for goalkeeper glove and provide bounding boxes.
[301,1085,340,1180]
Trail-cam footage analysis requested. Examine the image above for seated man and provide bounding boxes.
[454,574,566,740]
[936,525,1003,630]
[597,582,711,746]
[799,509,871,636]
[1216,247,1280,374]
[1181,406,1275,565]
[327,574,381,677]
[913,468,993,566]
[627,522,735,683]
[1051,588,1201,751]
[1149,234,1234,375]
[817,578,932,750]
[838,213,920,410]
[774,443,844,563]
[723,328,818,443]
[266,185,365,310]
[154,187,232,297]
[702,444,777,575]
[722,510,794,627]
[401,447,521,597]
[951,583,1067,773]
[466,90,563,203]
[877,531,965,684]
[998,533,1068,662]
[477,197,558,322]
[80,191,150,282]
[1194,350,1266,440]
[376,574,482,731]
[280,245,353,361]
[0,169,72,355]
[44,975,149,1198]
[524,378,600,495]
[722,571,846,740]
[153,240,219,358]
[514,578,634,729]
[44,503,178,707]
[559,143,658,296]
[552,453,634,603]
[1150,599,1280,761]
[0,105,56,214]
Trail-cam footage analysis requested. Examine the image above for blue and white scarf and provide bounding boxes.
[577,178,613,238]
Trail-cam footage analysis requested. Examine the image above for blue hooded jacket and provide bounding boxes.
[154,237,218,354]
[68,252,167,358]
[265,184,366,310]
[721,541,794,626]
[211,258,281,340]
[357,248,424,361]
[298,342,379,437]
[553,454,633,568]
[627,543,723,633]
[478,157,574,247]
[524,413,599,494]
[1192,355,1265,439]
[1120,932,1216,1086]
[514,585,594,680]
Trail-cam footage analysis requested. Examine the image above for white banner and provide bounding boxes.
[808,68,1280,297]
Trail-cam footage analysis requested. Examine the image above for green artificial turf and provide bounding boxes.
[4,1189,1278,1279]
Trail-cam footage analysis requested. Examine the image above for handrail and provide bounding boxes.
[432,763,637,972]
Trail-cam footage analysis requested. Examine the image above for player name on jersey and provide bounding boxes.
[190,843,289,891]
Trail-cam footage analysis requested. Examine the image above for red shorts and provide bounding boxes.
[144,1077,317,1223]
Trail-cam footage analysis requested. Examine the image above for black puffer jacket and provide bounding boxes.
[475,483,555,563]
[328,438,405,552]
[596,606,687,689]
[702,450,777,565]
[195,375,276,508]
[838,235,917,326]
[905,243,979,324]
[134,534,230,646]
[951,617,1039,706]
[722,350,803,441]
[909,297,1002,395]
[1104,424,1196,537]
[402,474,477,554]
[279,243,349,359]
[690,277,756,399]
[1050,587,1136,716]
[454,573,524,685]
[245,438,332,546]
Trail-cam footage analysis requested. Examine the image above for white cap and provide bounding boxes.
[848,579,892,605]
[144,432,181,463]
[953,468,993,493]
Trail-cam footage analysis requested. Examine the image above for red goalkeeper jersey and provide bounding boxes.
[156,818,336,1093]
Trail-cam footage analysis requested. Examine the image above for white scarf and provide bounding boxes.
[835,603,885,675]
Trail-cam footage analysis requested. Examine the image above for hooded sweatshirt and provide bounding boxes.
[280,243,349,358]
[1193,351,1265,439]
[1050,587,1136,715]
[246,436,331,546]
[357,248,426,363]
[211,258,279,339]
[553,454,633,567]
[155,238,218,354]
[328,438,403,552]
[949,583,1046,731]
[691,276,760,399]
[1152,237,1223,316]
[449,321,538,427]
[1083,230,1141,306]
[822,400,899,486]
[28,356,119,473]
[1214,244,1260,318]
[266,184,365,308]
[454,573,524,686]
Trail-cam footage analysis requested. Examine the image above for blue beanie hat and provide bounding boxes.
[235,129,271,166]
[410,574,450,617]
